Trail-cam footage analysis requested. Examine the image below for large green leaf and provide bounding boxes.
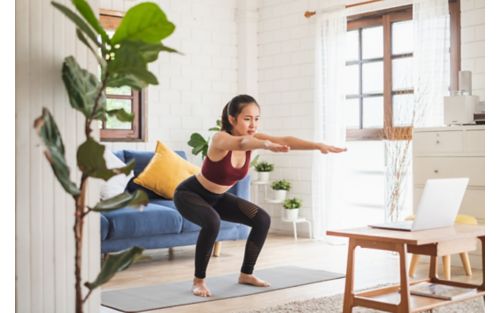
[76,137,135,180]
[85,247,144,290]
[62,56,105,119]
[34,108,80,196]
[124,41,180,63]
[111,2,175,45]
[51,1,99,46]
[106,108,134,122]
[90,190,148,212]
[107,42,159,89]
[71,0,110,44]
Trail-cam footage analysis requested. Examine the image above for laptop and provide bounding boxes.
[369,178,469,231]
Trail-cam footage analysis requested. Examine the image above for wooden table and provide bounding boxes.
[327,225,485,313]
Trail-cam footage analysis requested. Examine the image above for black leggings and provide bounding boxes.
[173,175,271,279]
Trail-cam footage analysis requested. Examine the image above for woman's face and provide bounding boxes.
[229,103,260,136]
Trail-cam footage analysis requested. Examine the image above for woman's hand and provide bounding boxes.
[317,143,347,154]
[264,140,290,152]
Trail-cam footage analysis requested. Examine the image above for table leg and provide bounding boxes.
[479,236,485,292]
[307,220,312,239]
[343,239,357,313]
[397,243,411,313]
[429,254,439,280]
[293,221,297,240]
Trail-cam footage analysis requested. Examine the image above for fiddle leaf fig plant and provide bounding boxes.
[188,119,222,159]
[33,1,179,312]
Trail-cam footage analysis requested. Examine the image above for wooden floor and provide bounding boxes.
[100,233,483,313]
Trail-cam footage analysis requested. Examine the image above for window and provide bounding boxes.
[345,1,460,140]
[99,9,147,141]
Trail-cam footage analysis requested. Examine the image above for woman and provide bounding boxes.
[173,95,346,297]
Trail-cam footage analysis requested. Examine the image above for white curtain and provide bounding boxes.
[312,11,347,239]
[413,0,450,126]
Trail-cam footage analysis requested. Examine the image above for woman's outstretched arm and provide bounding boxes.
[255,133,347,154]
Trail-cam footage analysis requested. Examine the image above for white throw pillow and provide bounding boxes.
[100,148,135,200]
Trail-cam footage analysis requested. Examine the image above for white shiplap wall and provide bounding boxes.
[17,0,240,312]
[16,0,101,312]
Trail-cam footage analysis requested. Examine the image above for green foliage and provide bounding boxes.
[271,179,291,191]
[62,56,106,119]
[283,198,302,209]
[187,120,222,159]
[34,1,180,307]
[110,2,175,44]
[76,137,135,180]
[34,108,81,196]
[254,161,274,172]
[90,190,149,212]
[84,247,144,290]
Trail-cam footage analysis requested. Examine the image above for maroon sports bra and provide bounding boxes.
[201,150,251,186]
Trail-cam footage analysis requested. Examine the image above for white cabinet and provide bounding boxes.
[412,126,485,223]
[412,126,484,268]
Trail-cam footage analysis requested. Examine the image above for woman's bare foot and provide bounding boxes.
[238,273,270,287]
[192,278,212,297]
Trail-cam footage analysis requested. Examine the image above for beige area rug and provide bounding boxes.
[239,291,484,313]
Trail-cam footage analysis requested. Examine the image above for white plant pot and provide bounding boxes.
[257,172,270,182]
[273,190,287,202]
[284,208,299,221]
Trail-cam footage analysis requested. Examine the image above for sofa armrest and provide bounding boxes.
[228,174,251,200]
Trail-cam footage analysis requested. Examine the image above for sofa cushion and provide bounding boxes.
[101,147,134,200]
[103,203,183,240]
[123,150,155,175]
[133,141,200,199]
[101,215,110,241]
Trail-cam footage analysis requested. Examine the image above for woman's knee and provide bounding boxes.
[255,209,271,230]
[203,215,221,233]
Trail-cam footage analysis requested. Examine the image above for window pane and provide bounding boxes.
[392,57,413,91]
[393,94,415,127]
[345,98,360,128]
[362,26,383,59]
[346,30,359,61]
[362,61,383,94]
[104,99,132,130]
[106,86,132,96]
[345,64,360,96]
[362,96,383,128]
[392,20,413,55]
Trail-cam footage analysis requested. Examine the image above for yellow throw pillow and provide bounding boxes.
[133,141,200,199]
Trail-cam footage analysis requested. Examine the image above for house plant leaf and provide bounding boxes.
[90,190,148,212]
[51,1,100,46]
[77,137,135,180]
[34,108,81,196]
[106,108,134,122]
[62,56,106,118]
[72,0,110,44]
[84,247,144,290]
[111,2,175,44]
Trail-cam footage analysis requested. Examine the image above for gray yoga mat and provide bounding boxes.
[101,266,345,312]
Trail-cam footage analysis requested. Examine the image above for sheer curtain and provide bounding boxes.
[413,0,450,126]
[312,11,347,239]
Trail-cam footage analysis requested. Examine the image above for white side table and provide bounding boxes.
[252,181,312,240]
[281,217,312,240]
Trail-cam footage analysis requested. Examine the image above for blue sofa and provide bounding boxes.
[100,149,251,254]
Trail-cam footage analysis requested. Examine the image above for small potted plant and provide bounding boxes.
[254,160,274,182]
[271,179,291,202]
[283,197,302,221]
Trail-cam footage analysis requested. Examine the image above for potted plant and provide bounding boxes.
[254,160,274,182]
[187,119,221,160]
[271,179,291,202]
[33,1,178,312]
[283,197,302,221]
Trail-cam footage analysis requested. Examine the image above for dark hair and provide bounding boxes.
[221,94,260,133]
